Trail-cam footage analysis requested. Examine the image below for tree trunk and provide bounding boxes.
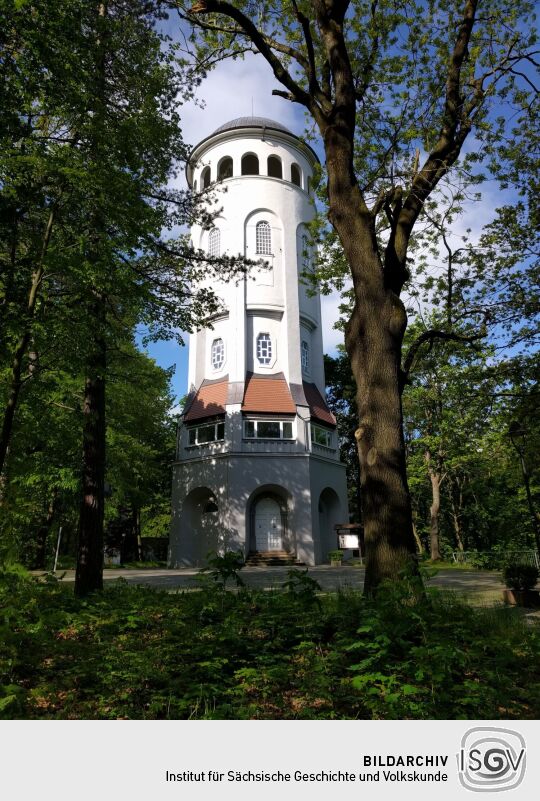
[324,129,418,596]
[412,515,424,554]
[449,478,465,552]
[0,209,55,475]
[74,0,109,597]
[34,491,57,569]
[426,451,442,561]
[349,296,417,594]
[75,328,106,596]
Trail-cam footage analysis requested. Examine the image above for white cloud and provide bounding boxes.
[179,53,304,153]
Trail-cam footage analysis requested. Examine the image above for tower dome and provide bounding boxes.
[170,117,347,569]
[211,116,292,135]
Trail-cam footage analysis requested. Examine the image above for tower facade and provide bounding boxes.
[169,117,348,566]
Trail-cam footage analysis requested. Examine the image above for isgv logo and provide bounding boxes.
[457,727,526,792]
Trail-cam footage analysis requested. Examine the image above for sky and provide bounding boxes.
[138,45,345,404]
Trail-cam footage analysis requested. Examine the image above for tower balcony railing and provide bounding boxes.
[241,438,301,454]
[310,441,338,458]
[181,441,229,460]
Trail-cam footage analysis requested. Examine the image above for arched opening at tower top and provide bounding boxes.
[267,155,283,179]
[218,156,233,180]
[241,153,259,175]
[291,163,302,187]
[201,166,211,188]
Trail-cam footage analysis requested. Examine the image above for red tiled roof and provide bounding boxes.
[242,372,296,414]
[303,381,336,426]
[184,376,228,422]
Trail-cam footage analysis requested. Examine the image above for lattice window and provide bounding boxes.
[211,337,224,370]
[208,228,220,258]
[256,221,272,255]
[301,340,309,371]
[256,332,272,365]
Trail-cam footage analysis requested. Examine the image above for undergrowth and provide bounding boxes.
[1,566,538,719]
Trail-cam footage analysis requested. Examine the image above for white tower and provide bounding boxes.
[169,117,348,566]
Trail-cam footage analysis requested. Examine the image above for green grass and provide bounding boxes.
[1,566,539,720]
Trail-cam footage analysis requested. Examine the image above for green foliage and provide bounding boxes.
[200,550,246,588]
[327,550,344,562]
[1,571,539,720]
[503,564,539,592]
[282,569,321,608]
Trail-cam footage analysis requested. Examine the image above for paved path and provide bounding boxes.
[46,565,505,597]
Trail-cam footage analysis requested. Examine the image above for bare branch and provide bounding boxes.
[181,0,319,117]
[402,327,485,382]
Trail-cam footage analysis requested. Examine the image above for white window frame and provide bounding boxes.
[256,332,273,365]
[243,419,295,440]
[256,221,272,255]
[187,420,225,446]
[211,337,225,371]
[310,424,333,448]
[208,227,220,258]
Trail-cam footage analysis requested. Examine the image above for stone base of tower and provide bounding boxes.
[169,453,348,568]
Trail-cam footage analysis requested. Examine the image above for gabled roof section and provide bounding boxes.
[303,382,336,427]
[242,372,296,415]
[183,376,229,422]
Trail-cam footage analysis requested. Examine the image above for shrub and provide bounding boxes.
[502,563,539,591]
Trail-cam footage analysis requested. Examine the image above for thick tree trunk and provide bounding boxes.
[348,295,417,594]
[75,330,106,596]
[324,129,418,596]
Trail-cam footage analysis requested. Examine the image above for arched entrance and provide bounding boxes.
[246,486,293,555]
[254,497,282,551]
[179,487,220,564]
[318,487,342,560]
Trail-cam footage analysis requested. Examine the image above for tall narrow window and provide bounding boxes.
[291,163,301,187]
[208,228,220,257]
[201,166,211,188]
[256,221,272,255]
[218,156,233,180]
[256,333,272,365]
[301,234,310,270]
[241,154,259,175]
[301,340,309,371]
[211,338,224,370]
[267,155,282,179]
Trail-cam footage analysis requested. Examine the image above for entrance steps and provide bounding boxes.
[245,551,305,567]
